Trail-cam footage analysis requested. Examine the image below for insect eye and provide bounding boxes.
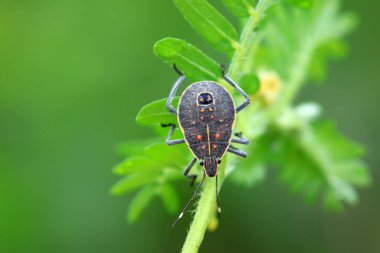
[200,161,204,166]
[217,159,221,164]
[198,93,213,105]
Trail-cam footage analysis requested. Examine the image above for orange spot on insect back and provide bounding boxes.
[215,133,221,139]
[200,108,205,113]
[208,107,213,112]
[196,135,203,141]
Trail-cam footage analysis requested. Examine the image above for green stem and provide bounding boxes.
[229,0,274,79]
[181,178,215,253]
[281,40,315,105]
[270,37,316,120]
[180,1,273,253]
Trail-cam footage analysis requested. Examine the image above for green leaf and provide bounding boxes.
[153,124,183,138]
[112,156,164,175]
[159,183,180,213]
[116,138,161,157]
[173,0,239,56]
[110,174,158,196]
[154,38,221,81]
[285,0,313,9]
[230,158,266,187]
[278,138,324,203]
[136,97,179,126]
[222,0,255,18]
[276,120,370,209]
[144,143,190,168]
[308,40,348,82]
[229,134,268,187]
[238,73,260,96]
[127,186,157,223]
[254,1,357,83]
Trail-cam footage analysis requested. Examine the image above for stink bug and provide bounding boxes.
[164,65,250,226]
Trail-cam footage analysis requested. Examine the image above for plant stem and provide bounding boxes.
[229,0,274,79]
[180,1,273,253]
[181,178,215,253]
[281,41,315,105]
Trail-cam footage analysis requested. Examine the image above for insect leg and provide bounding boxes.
[227,146,248,158]
[231,132,249,145]
[166,65,185,115]
[172,172,206,227]
[221,64,250,113]
[184,157,198,186]
[162,124,185,146]
[216,175,221,217]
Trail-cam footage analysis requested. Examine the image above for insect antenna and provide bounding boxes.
[172,172,206,227]
[216,175,221,217]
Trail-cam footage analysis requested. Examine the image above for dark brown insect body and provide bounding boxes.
[164,65,250,226]
[178,81,235,177]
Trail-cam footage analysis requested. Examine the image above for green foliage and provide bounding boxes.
[309,40,349,82]
[159,183,180,214]
[229,134,269,187]
[111,173,157,196]
[111,0,370,251]
[128,186,156,223]
[222,0,256,18]
[153,38,221,81]
[278,121,370,209]
[238,73,260,95]
[273,107,370,209]
[111,141,186,223]
[173,0,239,56]
[136,97,179,126]
[285,0,312,9]
[255,1,357,84]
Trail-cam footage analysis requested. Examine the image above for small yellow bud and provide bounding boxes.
[207,213,219,232]
[257,71,282,106]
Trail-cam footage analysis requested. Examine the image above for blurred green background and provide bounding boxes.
[0,0,379,252]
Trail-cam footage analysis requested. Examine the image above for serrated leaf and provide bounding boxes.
[173,0,239,56]
[313,121,365,159]
[154,38,221,81]
[222,0,255,18]
[238,73,260,96]
[112,156,164,175]
[159,184,180,213]
[136,97,179,126]
[276,120,370,210]
[144,143,190,168]
[110,174,158,196]
[309,40,348,82]
[254,1,357,83]
[127,186,157,223]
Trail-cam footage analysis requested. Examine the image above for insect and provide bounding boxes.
[163,64,250,226]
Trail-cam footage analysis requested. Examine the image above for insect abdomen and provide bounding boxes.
[178,81,235,160]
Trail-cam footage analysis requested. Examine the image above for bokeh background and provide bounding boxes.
[1,0,379,252]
